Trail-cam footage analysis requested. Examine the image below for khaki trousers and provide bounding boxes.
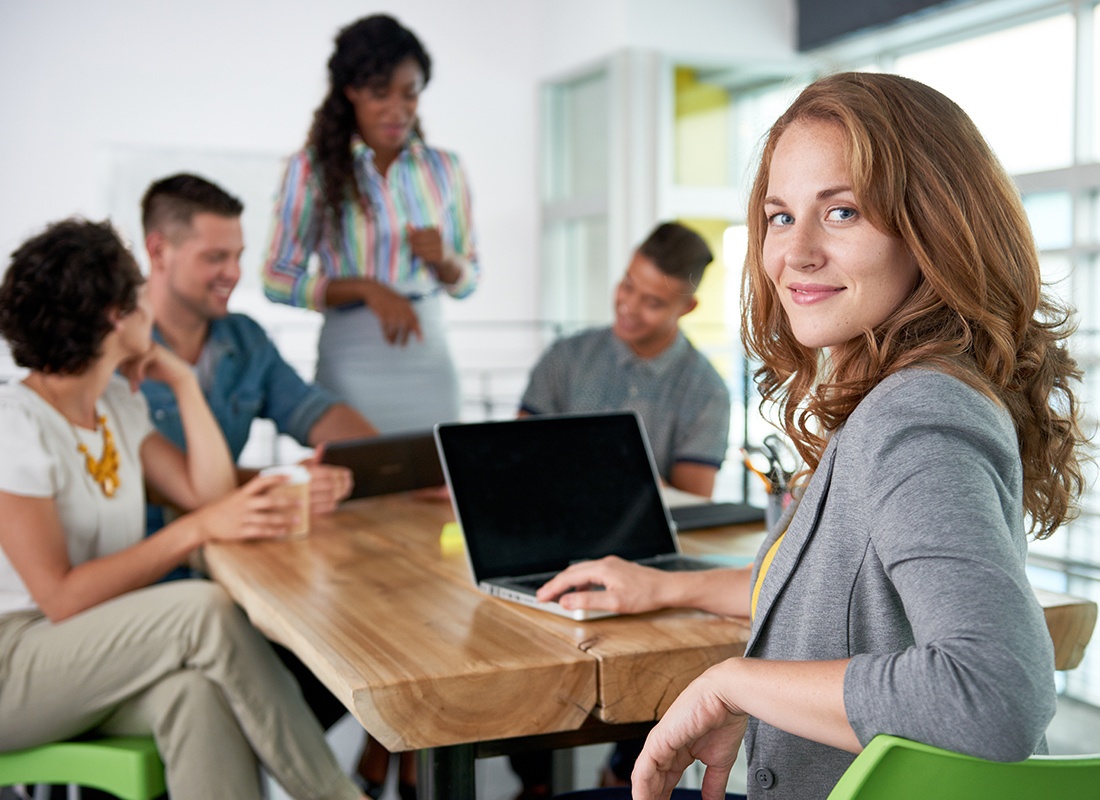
[0,581,360,800]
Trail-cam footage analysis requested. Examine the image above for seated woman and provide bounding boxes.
[0,219,368,800]
[538,72,1087,799]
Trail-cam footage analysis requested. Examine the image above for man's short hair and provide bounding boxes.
[637,222,713,290]
[141,173,244,238]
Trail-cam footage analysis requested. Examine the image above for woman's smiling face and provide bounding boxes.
[762,119,920,355]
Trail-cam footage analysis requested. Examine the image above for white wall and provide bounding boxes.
[535,0,794,78]
[0,0,795,507]
[0,0,792,392]
[0,0,793,311]
[0,0,543,325]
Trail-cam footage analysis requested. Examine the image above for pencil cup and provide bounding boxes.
[260,465,311,539]
[766,491,786,534]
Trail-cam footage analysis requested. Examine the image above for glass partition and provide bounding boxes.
[544,70,610,203]
[895,13,1075,174]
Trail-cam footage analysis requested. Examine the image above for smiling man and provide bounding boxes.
[137,173,382,765]
[514,221,731,796]
[140,173,377,524]
[519,222,730,499]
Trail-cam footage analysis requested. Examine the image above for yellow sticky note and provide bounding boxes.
[440,521,465,555]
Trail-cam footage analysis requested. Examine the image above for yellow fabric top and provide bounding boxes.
[751,531,786,620]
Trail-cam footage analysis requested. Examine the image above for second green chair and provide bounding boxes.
[827,734,1100,799]
[0,736,165,800]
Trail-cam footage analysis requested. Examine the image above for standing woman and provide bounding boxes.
[0,219,367,800]
[264,14,479,434]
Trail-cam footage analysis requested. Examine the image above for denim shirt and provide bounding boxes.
[141,313,337,538]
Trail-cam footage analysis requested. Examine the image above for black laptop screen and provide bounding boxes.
[435,412,678,580]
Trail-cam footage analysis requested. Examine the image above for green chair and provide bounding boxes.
[0,736,165,800]
[828,734,1100,799]
[551,791,744,799]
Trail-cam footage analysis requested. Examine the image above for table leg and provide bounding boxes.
[551,747,575,793]
[416,744,476,800]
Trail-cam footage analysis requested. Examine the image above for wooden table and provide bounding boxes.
[204,493,754,798]
[204,493,1096,798]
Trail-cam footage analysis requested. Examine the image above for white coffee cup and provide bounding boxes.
[260,465,311,539]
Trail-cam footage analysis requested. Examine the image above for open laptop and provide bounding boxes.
[434,412,714,620]
[322,430,444,499]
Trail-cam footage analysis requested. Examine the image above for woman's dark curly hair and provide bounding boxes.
[307,14,431,226]
[0,218,143,375]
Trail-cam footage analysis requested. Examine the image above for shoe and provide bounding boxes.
[513,785,550,800]
[353,774,385,799]
[599,765,631,787]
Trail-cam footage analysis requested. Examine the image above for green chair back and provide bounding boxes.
[828,734,1100,799]
[0,736,165,800]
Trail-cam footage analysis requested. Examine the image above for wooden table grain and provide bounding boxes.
[205,497,599,752]
[204,492,1096,798]
[204,493,760,798]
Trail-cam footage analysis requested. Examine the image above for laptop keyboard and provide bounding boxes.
[504,572,560,593]
[500,550,719,597]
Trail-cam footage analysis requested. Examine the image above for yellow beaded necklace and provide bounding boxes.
[76,414,121,498]
[26,376,121,498]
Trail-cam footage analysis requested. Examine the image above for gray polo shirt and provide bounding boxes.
[519,327,730,479]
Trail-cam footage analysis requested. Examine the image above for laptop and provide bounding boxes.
[434,412,714,620]
[322,430,444,499]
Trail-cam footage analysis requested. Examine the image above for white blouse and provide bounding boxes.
[0,376,152,615]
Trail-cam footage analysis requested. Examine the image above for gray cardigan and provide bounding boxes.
[742,369,1055,799]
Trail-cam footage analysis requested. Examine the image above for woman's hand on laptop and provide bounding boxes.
[536,556,676,615]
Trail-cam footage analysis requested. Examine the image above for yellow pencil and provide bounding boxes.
[740,448,773,494]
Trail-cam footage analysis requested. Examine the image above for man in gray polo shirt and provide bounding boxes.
[520,221,730,498]
[513,222,731,796]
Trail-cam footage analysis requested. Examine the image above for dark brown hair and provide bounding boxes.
[306,14,431,227]
[1,218,144,374]
[638,222,713,290]
[141,173,243,239]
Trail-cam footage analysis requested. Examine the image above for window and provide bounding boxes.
[544,70,610,203]
[540,64,613,330]
[882,1,1100,706]
[895,13,1077,173]
[721,0,1100,704]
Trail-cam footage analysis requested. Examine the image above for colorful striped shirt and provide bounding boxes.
[263,135,479,310]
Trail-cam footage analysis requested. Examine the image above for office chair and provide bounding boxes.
[552,790,744,799]
[827,734,1100,799]
[0,736,165,800]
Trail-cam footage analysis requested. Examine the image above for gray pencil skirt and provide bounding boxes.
[315,292,460,433]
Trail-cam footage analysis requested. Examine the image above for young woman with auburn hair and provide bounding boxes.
[740,72,1083,537]
[535,72,1087,800]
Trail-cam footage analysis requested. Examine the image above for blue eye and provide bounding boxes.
[768,212,794,227]
[827,207,858,222]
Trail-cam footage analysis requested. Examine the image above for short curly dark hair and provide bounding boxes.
[0,218,144,374]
